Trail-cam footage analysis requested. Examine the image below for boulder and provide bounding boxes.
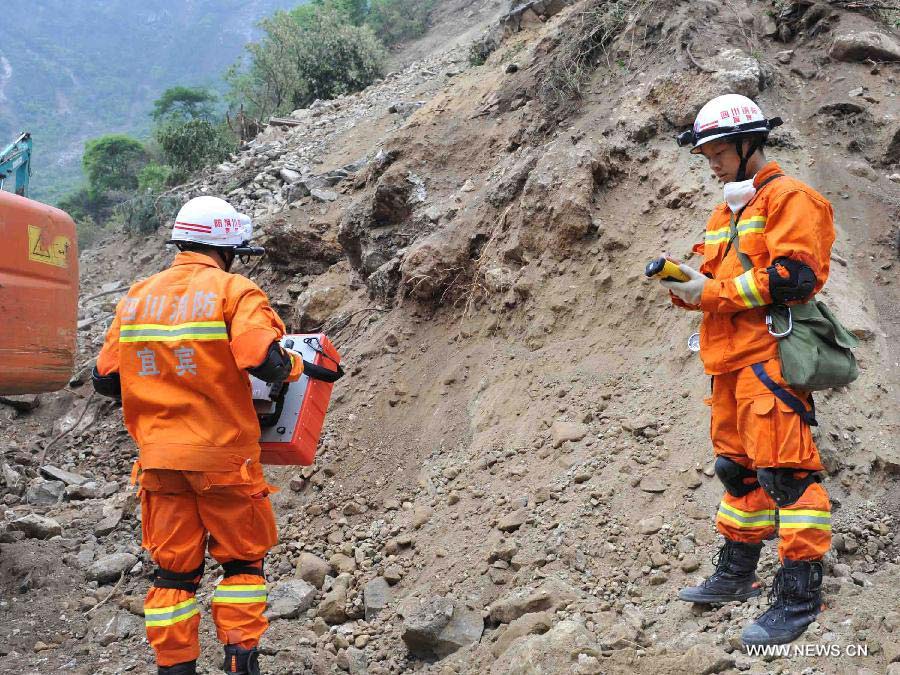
[265,579,317,620]
[94,509,123,537]
[310,188,338,202]
[1,463,23,492]
[329,553,357,574]
[39,465,90,486]
[676,645,736,674]
[846,161,879,182]
[8,514,62,539]
[551,421,589,448]
[491,611,553,657]
[492,620,599,674]
[649,49,762,127]
[318,574,350,624]
[519,139,608,253]
[399,231,468,301]
[338,646,368,674]
[87,553,139,583]
[637,515,663,535]
[279,168,302,184]
[96,611,143,646]
[401,597,484,658]
[295,285,348,330]
[339,164,435,292]
[295,553,331,589]
[497,509,528,533]
[598,621,647,650]
[363,577,392,620]
[263,223,343,275]
[25,477,65,505]
[830,31,900,63]
[817,101,866,117]
[885,126,900,165]
[489,579,578,624]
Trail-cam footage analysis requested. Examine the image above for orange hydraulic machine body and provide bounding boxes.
[251,333,342,465]
[0,190,79,394]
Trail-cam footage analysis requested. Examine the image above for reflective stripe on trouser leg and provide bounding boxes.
[777,482,832,561]
[715,488,777,543]
[144,588,201,666]
[212,573,269,648]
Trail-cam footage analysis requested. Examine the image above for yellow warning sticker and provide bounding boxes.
[28,224,70,268]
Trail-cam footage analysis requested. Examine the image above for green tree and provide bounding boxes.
[155,119,236,174]
[320,0,368,25]
[152,86,218,121]
[366,0,435,46]
[227,7,385,120]
[82,134,148,197]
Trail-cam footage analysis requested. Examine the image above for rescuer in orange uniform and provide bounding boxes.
[93,197,304,675]
[659,95,833,646]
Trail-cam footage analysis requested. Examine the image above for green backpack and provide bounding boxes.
[728,212,859,393]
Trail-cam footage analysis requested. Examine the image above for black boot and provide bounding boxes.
[223,644,261,675]
[159,661,197,675]
[678,540,763,604]
[741,558,824,646]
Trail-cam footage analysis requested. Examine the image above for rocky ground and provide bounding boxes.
[2,1,899,673]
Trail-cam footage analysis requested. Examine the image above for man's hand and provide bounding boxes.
[660,263,708,305]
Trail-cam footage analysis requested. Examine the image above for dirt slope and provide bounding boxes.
[2,1,899,674]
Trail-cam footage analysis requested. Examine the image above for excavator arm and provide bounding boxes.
[0,132,33,197]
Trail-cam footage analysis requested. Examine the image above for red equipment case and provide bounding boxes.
[253,333,342,466]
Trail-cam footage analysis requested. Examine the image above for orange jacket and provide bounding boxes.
[673,162,835,375]
[96,252,302,472]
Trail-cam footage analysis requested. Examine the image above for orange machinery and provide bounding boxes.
[0,190,79,394]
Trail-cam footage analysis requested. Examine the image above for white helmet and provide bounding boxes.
[170,196,253,248]
[677,94,782,154]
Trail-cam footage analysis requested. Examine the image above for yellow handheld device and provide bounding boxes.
[645,257,690,282]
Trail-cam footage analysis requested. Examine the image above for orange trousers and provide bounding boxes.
[708,358,831,561]
[138,463,278,667]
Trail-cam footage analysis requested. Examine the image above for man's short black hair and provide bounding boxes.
[174,241,234,256]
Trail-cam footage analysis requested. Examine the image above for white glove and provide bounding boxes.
[660,264,708,305]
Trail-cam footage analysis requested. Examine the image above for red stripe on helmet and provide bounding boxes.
[175,221,213,232]
[175,225,213,233]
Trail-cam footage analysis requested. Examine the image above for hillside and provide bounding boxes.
[1,1,899,674]
[0,0,299,203]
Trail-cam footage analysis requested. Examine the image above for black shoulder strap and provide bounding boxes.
[723,173,785,264]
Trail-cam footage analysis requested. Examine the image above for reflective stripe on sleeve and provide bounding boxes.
[705,227,731,246]
[716,502,776,529]
[119,321,228,343]
[144,598,200,627]
[737,215,766,235]
[212,584,267,604]
[735,270,766,308]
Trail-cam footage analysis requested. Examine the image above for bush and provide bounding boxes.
[138,163,173,192]
[58,188,99,222]
[155,119,236,174]
[75,215,107,250]
[366,0,435,46]
[82,134,148,197]
[116,193,181,234]
[227,7,385,120]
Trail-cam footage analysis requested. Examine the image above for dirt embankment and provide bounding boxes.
[1,1,899,674]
